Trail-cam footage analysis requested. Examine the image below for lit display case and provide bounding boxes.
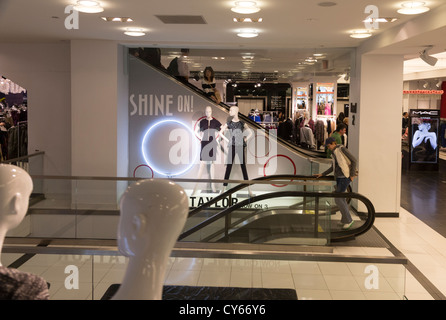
[316,83,335,116]
[409,109,440,171]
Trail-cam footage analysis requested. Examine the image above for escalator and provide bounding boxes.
[179,175,375,244]
[129,55,373,245]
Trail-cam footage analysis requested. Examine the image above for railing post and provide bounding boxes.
[314,195,319,238]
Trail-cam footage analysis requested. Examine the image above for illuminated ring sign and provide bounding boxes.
[142,119,198,177]
[263,154,296,187]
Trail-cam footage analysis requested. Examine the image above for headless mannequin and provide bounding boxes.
[299,111,316,149]
[0,164,49,300]
[112,179,188,300]
[193,106,223,195]
[219,106,253,196]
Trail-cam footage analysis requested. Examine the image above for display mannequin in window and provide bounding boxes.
[112,179,189,300]
[0,164,49,300]
[219,106,253,196]
[192,106,224,195]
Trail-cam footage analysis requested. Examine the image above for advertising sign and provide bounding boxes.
[409,109,440,170]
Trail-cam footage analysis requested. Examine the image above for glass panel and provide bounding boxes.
[1,251,407,300]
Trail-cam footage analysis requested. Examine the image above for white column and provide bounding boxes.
[349,54,403,216]
[70,40,129,208]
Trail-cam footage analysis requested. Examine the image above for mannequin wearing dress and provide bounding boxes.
[0,164,49,300]
[192,106,223,195]
[112,179,189,300]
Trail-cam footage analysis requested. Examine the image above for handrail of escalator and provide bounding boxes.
[188,174,337,217]
[180,190,375,242]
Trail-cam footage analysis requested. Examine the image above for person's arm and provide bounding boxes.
[340,146,358,180]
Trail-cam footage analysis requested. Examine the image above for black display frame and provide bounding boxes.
[408,109,440,171]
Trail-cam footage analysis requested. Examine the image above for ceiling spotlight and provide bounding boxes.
[350,29,372,38]
[73,0,104,13]
[423,81,429,89]
[231,1,261,14]
[397,1,430,15]
[237,29,259,38]
[124,28,146,37]
[363,17,398,23]
[436,80,442,88]
[101,17,134,22]
[419,47,438,66]
[233,17,263,22]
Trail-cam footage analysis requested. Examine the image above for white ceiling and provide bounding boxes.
[1,0,445,80]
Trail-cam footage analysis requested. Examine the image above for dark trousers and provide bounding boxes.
[223,145,249,186]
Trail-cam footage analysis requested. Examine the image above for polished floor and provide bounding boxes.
[401,153,446,237]
[2,154,446,300]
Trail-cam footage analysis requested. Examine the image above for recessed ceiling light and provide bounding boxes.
[124,28,146,37]
[363,17,398,23]
[397,1,430,15]
[73,0,104,13]
[233,17,263,23]
[350,29,372,38]
[101,17,134,22]
[231,1,261,14]
[237,29,259,38]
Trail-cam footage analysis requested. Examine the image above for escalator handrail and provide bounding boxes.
[180,190,375,242]
[179,191,375,240]
[188,174,337,217]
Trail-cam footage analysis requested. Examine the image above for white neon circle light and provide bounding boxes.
[141,119,199,177]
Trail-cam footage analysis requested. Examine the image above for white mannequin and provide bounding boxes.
[192,106,225,195]
[0,164,49,300]
[112,179,189,300]
[0,164,33,266]
[219,106,253,196]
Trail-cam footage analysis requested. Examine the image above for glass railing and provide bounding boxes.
[8,173,372,246]
[0,159,409,300]
[1,240,408,300]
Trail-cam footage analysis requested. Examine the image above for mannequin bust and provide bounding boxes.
[193,106,223,194]
[0,164,49,300]
[112,179,189,300]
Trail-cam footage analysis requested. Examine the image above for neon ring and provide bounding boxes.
[142,119,198,177]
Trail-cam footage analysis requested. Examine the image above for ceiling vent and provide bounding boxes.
[155,15,207,24]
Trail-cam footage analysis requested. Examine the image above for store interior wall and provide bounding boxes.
[0,42,72,196]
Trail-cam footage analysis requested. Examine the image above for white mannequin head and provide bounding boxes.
[117,179,188,258]
[0,164,33,266]
[205,106,212,118]
[229,106,239,117]
[113,179,189,300]
[0,164,33,233]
